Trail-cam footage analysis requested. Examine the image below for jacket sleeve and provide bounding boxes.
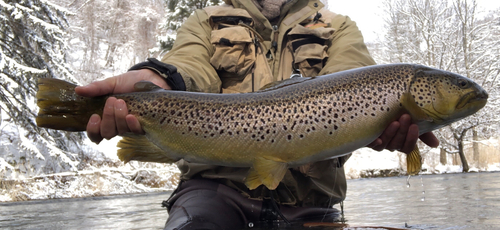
[160,9,221,93]
[319,14,376,75]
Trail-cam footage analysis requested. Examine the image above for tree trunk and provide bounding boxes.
[458,140,469,172]
[440,148,447,165]
[473,128,479,168]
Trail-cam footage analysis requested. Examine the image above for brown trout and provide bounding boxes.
[36,64,488,190]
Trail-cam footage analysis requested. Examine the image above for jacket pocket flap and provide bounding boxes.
[211,27,253,44]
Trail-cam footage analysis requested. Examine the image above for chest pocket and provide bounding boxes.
[207,8,256,80]
[210,26,256,78]
[205,6,273,93]
[287,24,335,78]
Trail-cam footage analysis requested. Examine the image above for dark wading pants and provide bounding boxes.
[163,179,341,230]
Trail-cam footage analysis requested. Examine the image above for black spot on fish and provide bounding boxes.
[160,117,167,124]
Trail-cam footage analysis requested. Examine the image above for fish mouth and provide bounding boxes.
[456,91,488,110]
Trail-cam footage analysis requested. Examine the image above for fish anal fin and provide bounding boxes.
[245,168,262,190]
[117,134,178,164]
[401,92,432,122]
[298,163,322,179]
[245,157,288,190]
[406,146,422,175]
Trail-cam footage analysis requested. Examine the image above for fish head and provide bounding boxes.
[410,66,488,125]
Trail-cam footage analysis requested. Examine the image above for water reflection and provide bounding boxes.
[344,172,500,229]
[0,192,171,229]
[0,172,499,229]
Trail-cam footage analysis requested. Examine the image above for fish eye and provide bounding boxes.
[457,79,469,88]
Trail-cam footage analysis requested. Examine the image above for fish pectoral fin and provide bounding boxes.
[406,146,422,175]
[117,134,178,164]
[401,92,432,122]
[245,157,288,190]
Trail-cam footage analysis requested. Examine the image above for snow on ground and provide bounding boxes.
[344,148,402,179]
[0,120,180,202]
[0,163,180,202]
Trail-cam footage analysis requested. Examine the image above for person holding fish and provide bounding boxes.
[74,0,440,229]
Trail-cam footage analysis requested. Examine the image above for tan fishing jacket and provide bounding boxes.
[158,0,376,207]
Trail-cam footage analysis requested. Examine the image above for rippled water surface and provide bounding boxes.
[344,172,500,229]
[1,172,499,229]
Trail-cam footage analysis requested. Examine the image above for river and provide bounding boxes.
[1,172,499,229]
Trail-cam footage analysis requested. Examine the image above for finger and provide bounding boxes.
[126,114,145,134]
[87,114,103,144]
[400,124,419,154]
[371,121,400,151]
[367,138,383,149]
[420,132,439,148]
[114,99,130,135]
[75,77,117,97]
[385,114,412,151]
[100,97,118,139]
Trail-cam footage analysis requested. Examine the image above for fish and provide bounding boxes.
[36,64,488,190]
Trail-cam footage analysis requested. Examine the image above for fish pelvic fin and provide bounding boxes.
[245,156,288,190]
[406,146,422,175]
[36,78,106,131]
[117,134,178,164]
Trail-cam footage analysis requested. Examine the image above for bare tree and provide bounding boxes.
[377,0,500,172]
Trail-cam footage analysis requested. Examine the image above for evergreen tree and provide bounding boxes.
[0,0,85,178]
[159,0,221,51]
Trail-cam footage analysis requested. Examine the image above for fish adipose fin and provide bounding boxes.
[36,78,105,131]
[245,156,288,190]
[257,77,312,92]
[133,81,165,92]
[406,146,422,175]
[117,134,178,164]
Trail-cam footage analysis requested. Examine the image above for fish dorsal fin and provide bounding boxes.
[257,77,313,92]
[117,134,178,164]
[133,81,164,92]
[400,92,432,122]
[245,156,288,190]
[406,146,422,175]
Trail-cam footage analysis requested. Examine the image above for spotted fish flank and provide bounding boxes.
[36,64,488,190]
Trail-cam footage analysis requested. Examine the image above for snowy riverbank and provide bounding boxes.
[2,146,500,202]
[2,122,500,202]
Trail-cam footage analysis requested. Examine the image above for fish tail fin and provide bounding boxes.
[117,134,178,164]
[36,78,105,131]
[406,146,422,175]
